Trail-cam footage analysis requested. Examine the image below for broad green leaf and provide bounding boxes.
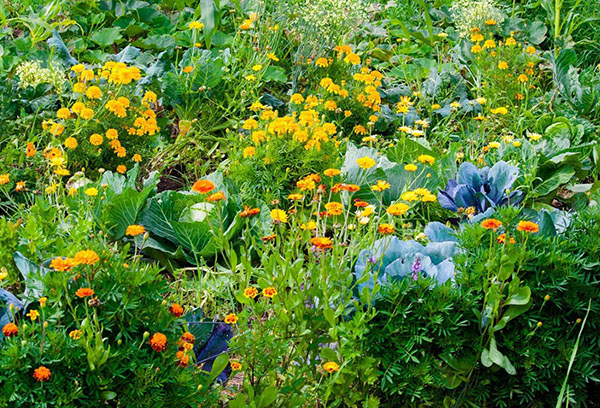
[90,27,123,48]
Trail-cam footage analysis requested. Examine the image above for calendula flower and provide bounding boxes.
[192,180,215,194]
[311,237,333,250]
[149,333,167,352]
[325,202,343,216]
[270,209,288,223]
[224,313,238,325]
[50,257,76,272]
[126,224,146,236]
[372,180,390,192]
[169,304,184,317]
[387,203,410,216]
[262,287,277,298]
[75,288,94,298]
[401,191,419,202]
[26,142,37,157]
[2,323,18,337]
[356,156,376,169]
[323,361,339,373]
[379,224,395,235]
[73,250,99,265]
[33,366,51,382]
[188,21,204,30]
[516,221,539,233]
[117,165,126,174]
[239,206,260,218]
[481,219,502,230]
[132,154,142,162]
[207,191,226,202]
[404,164,417,172]
[244,287,259,299]
[183,66,194,73]
[243,146,255,158]
[417,155,435,165]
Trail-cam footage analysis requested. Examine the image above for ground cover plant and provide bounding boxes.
[1,0,599,406]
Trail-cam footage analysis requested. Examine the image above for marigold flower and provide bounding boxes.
[188,21,204,30]
[262,234,276,242]
[180,332,195,344]
[50,257,76,272]
[149,332,167,352]
[324,168,341,177]
[262,287,277,298]
[239,205,260,218]
[323,361,339,373]
[126,224,146,236]
[169,303,184,317]
[356,156,376,170]
[404,163,417,172]
[325,202,343,216]
[0,174,9,185]
[33,366,51,382]
[516,221,539,233]
[270,209,288,223]
[230,361,242,371]
[288,193,304,201]
[132,154,142,162]
[244,287,259,299]
[207,191,226,202]
[69,329,82,340]
[85,86,102,99]
[57,108,71,119]
[192,179,215,194]
[481,219,503,230]
[26,309,40,321]
[311,237,333,250]
[2,323,18,337]
[76,288,94,298]
[26,142,37,157]
[378,224,395,234]
[497,233,515,244]
[224,313,238,324]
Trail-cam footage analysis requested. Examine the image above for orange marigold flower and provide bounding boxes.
[33,366,51,382]
[73,250,99,266]
[262,287,277,298]
[192,179,215,194]
[378,224,395,234]
[323,361,340,373]
[50,257,76,272]
[126,224,146,236]
[75,288,94,298]
[206,191,226,202]
[324,202,343,216]
[224,313,238,324]
[481,219,503,230]
[176,350,190,367]
[149,332,167,352]
[244,287,259,299]
[239,205,260,217]
[2,323,18,337]
[311,237,333,250]
[497,233,516,244]
[516,221,539,233]
[342,184,360,192]
[230,361,242,370]
[69,329,82,340]
[169,303,184,317]
[180,332,195,344]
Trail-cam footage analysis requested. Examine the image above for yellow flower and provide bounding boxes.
[64,137,78,149]
[243,146,256,158]
[356,156,376,170]
[315,57,330,67]
[498,61,508,70]
[323,361,339,373]
[71,64,85,73]
[488,141,500,149]
[89,133,103,146]
[518,74,528,82]
[0,174,10,185]
[117,165,126,174]
[84,187,98,197]
[252,64,263,72]
[79,107,94,120]
[401,191,419,202]
[324,168,341,177]
[266,53,279,61]
[417,155,435,165]
[183,66,194,73]
[471,44,482,53]
[387,203,410,216]
[57,108,71,119]
[490,107,508,115]
[126,225,146,236]
[372,180,390,192]
[188,21,204,30]
[132,154,142,162]
[404,163,417,172]
[270,209,288,223]
[485,19,497,25]
[26,309,40,321]
[85,86,102,99]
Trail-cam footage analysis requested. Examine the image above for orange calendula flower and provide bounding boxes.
[378,224,395,234]
[2,323,18,337]
[149,332,167,352]
[341,184,360,192]
[169,303,184,317]
[497,234,516,244]
[206,191,226,202]
[50,257,76,272]
[224,313,238,324]
[311,237,333,250]
[33,366,51,382]
[243,287,259,299]
[230,361,242,371]
[73,250,99,266]
[239,206,260,218]
[323,361,340,373]
[516,221,539,233]
[126,225,146,236]
[323,168,341,177]
[262,287,277,298]
[324,202,343,216]
[76,288,94,298]
[481,219,503,230]
[192,179,215,194]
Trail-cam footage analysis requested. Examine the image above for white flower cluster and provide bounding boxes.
[296,0,368,44]
[15,61,64,91]
[450,0,505,37]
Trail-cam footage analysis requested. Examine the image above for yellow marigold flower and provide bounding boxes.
[243,146,256,158]
[290,93,304,104]
[117,165,126,174]
[126,224,146,236]
[354,125,367,135]
[240,19,253,30]
[387,203,410,216]
[404,163,417,172]
[73,82,87,93]
[262,287,277,298]
[315,57,330,67]
[483,39,496,49]
[526,46,536,55]
[301,220,317,230]
[288,193,303,201]
[244,287,258,299]
[230,361,242,371]
[224,313,238,324]
[324,100,337,111]
[69,329,82,340]
[85,85,102,99]
[57,108,71,119]
[518,74,528,82]
[417,155,435,165]
[89,133,103,146]
[432,103,441,110]
[498,61,508,70]
[50,123,65,136]
[505,37,517,46]
[79,107,94,120]
[64,137,78,149]
[490,107,508,115]
[0,174,10,185]
[356,156,376,169]
[344,52,360,65]
[188,21,204,30]
[372,180,390,192]
[325,202,344,216]
[71,64,85,73]
[84,187,98,197]
[16,181,26,192]
[270,209,288,223]
[485,19,497,25]
[323,361,339,373]
[132,154,142,163]
[471,44,482,53]
[26,309,40,321]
